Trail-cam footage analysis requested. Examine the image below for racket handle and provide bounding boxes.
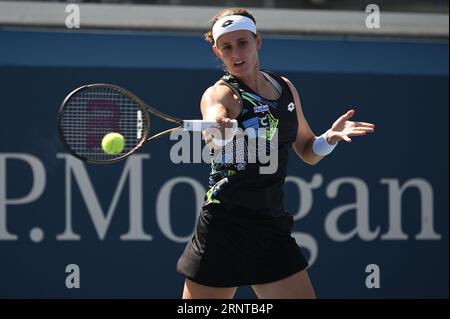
[183,119,238,131]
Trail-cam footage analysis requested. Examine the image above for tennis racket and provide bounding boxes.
[57,83,237,163]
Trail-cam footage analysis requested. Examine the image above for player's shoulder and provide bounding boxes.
[278,75,300,95]
[202,80,235,102]
[279,75,293,86]
[263,70,296,91]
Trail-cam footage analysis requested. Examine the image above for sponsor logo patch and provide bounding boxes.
[253,104,269,113]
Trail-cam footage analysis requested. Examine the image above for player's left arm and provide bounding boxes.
[283,77,323,165]
[284,77,376,165]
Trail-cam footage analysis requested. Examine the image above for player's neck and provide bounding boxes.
[236,69,265,95]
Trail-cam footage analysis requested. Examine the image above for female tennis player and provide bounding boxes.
[176,8,375,299]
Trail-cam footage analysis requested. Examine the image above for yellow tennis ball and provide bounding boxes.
[101,133,125,155]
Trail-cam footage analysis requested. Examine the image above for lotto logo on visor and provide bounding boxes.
[212,15,257,43]
[222,20,234,28]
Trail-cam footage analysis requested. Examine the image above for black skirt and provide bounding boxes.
[176,204,309,287]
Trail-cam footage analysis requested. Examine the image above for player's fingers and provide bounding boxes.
[342,135,352,142]
[354,127,375,132]
[354,121,375,128]
[217,117,234,128]
[342,109,355,120]
[347,130,372,137]
[335,110,355,126]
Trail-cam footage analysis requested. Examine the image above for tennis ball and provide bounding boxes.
[101,132,125,155]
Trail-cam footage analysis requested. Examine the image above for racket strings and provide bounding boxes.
[59,86,148,161]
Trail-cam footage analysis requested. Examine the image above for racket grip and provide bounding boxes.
[183,119,238,131]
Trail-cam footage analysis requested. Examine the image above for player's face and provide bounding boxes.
[214,30,261,77]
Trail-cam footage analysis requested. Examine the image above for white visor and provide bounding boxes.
[212,15,257,44]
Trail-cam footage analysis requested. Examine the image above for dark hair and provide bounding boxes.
[204,7,257,45]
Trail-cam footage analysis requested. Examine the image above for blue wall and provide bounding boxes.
[0,28,448,298]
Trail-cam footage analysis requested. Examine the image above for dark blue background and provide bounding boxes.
[0,28,448,298]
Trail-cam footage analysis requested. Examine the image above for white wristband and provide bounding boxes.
[312,131,338,156]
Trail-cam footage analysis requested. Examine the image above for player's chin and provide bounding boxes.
[230,63,249,76]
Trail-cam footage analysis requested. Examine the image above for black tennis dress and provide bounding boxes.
[176,70,309,287]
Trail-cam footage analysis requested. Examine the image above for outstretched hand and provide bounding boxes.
[327,109,375,144]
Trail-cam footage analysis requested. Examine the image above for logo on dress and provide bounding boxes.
[253,105,269,113]
[287,102,295,112]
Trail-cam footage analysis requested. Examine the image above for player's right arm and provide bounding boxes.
[200,84,239,149]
